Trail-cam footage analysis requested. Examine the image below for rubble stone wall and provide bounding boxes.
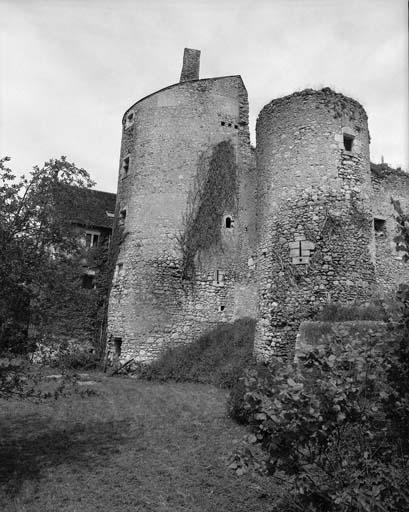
[371,166,409,294]
[107,76,256,362]
[254,89,376,360]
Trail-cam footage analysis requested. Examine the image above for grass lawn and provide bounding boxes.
[0,373,278,512]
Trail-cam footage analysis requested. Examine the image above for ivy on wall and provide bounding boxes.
[177,140,237,281]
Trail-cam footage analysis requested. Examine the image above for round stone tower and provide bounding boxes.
[107,50,255,362]
[255,88,376,360]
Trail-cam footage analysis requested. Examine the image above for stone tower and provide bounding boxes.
[254,88,376,360]
[107,49,255,362]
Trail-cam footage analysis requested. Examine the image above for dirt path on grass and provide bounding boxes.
[0,375,278,512]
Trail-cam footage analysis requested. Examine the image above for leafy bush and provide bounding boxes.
[227,328,409,511]
[137,318,255,388]
[54,350,100,370]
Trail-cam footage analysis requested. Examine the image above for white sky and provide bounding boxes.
[0,0,407,192]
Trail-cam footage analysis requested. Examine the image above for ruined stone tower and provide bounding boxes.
[254,89,376,359]
[107,51,409,365]
[107,49,256,361]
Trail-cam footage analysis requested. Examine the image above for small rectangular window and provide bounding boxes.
[82,274,95,289]
[85,231,100,248]
[374,218,386,234]
[343,134,354,151]
[113,337,122,357]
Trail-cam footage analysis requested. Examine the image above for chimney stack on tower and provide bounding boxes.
[180,48,201,82]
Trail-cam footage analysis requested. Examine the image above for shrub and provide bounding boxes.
[54,351,99,370]
[227,330,409,511]
[137,318,256,388]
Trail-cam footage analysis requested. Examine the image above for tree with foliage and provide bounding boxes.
[0,156,97,353]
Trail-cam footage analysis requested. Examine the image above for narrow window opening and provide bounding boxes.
[122,156,130,176]
[219,305,225,312]
[215,269,224,285]
[228,123,232,127]
[221,121,225,126]
[234,125,238,129]
[113,337,122,357]
[374,218,386,234]
[119,209,127,227]
[82,274,95,289]
[343,134,354,151]
[225,216,233,228]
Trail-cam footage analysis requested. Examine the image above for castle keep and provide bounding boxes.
[107,49,409,362]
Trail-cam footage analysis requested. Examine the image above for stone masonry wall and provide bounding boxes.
[255,88,376,360]
[371,165,409,294]
[107,75,255,362]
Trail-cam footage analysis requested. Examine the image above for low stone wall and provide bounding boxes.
[295,320,390,358]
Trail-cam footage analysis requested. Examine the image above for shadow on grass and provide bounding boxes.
[0,415,139,497]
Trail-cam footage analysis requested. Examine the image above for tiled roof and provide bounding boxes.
[64,186,117,230]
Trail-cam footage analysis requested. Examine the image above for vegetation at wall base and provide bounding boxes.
[227,304,409,511]
[136,318,256,389]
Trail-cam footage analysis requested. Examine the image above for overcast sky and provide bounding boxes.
[1,0,407,193]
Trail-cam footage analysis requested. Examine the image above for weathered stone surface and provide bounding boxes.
[106,52,409,365]
[179,48,201,82]
[254,88,376,360]
[107,59,256,362]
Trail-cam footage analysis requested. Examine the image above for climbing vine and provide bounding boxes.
[176,140,238,281]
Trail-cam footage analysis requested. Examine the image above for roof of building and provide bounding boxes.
[65,186,117,230]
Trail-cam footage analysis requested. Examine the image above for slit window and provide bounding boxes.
[374,218,386,234]
[225,216,233,228]
[215,270,224,285]
[343,134,354,151]
[221,121,225,126]
[119,209,127,227]
[122,156,130,176]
